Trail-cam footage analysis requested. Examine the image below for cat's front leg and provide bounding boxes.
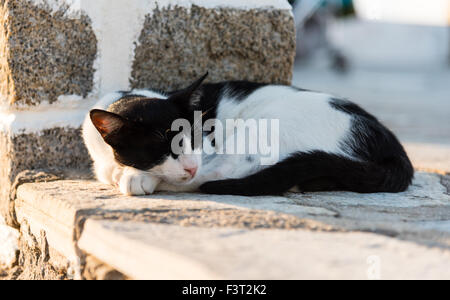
[95,162,122,186]
[119,167,161,196]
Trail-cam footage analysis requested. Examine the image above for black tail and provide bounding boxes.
[199,151,414,196]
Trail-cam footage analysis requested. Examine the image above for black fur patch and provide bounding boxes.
[196,81,268,119]
[224,81,268,100]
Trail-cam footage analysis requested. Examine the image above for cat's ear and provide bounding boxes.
[90,109,128,140]
[169,72,209,111]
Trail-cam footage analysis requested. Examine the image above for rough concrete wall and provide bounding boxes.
[0,0,97,106]
[0,128,91,225]
[0,132,13,226]
[11,128,90,172]
[131,6,295,91]
[0,2,14,105]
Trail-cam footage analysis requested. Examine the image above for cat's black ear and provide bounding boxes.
[169,72,209,111]
[90,109,127,140]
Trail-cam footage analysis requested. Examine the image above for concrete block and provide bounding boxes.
[0,129,89,225]
[0,0,97,107]
[131,5,295,91]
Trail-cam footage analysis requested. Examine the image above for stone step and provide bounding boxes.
[4,172,450,279]
[79,220,450,280]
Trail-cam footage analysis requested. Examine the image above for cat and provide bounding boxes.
[83,73,414,196]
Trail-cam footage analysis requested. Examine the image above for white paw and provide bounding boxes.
[119,168,160,196]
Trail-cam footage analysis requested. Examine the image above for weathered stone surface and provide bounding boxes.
[0,128,90,225]
[0,0,97,106]
[1,216,66,280]
[14,172,450,243]
[12,179,333,279]
[14,180,335,236]
[79,221,221,280]
[12,221,68,280]
[442,174,450,195]
[285,172,450,248]
[82,255,127,280]
[79,220,450,280]
[8,171,450,279]
[131,5,295,91]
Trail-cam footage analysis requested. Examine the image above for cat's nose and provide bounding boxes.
[184,167,197,177]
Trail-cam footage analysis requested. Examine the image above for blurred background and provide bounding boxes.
[291,0,450,170]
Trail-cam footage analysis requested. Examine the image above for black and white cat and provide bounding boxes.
[83,73,414,196]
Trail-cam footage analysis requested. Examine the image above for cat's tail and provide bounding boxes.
[322,152,414,194]
[200,151,414,196]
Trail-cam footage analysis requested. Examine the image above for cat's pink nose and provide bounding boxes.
[184,167,197,177]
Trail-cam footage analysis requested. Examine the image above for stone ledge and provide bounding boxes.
[5,172,450,279]
[79,220,450,280]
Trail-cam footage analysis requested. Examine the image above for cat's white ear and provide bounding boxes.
[90,109,126,139]
[169,72,209,110]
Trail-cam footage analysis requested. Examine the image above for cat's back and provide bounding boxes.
[213,84,353,156]
[214,83,347,121]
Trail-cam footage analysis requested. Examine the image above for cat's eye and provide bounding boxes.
[165,129,170,140]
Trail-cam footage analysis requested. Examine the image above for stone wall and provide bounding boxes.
[0,0,97,106]
[0,129,90,225]
[131,5,295,91]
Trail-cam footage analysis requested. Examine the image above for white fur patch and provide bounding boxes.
[149,135,203,185]
[207,86,353,180]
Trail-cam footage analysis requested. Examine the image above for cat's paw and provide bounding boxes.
[119,168,160,196]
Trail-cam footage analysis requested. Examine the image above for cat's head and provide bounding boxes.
[90,73,208,185]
